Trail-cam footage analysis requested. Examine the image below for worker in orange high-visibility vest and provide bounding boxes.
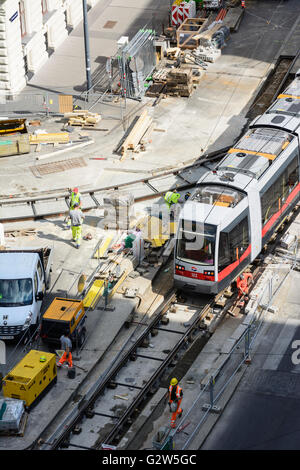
[241,0,245,8]
[236,272,253,300]
[57,331,73,368]
[168,378,183,428]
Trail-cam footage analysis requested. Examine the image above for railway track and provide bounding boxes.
[247,53,299,121]
[31,263,264,451]
[33,290,217,450]
[0,148,229,223]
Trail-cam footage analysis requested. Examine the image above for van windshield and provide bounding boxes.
[0,279,33,307]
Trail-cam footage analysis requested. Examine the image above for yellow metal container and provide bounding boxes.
[2,350,57,408]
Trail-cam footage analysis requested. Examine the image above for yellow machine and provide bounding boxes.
[2,350,57,409]
[41,297,86,347]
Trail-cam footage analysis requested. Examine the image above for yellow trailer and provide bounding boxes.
[2,350,57,409]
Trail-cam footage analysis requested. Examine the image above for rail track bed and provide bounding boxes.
[34,292,214,450]
[247,54,299,120]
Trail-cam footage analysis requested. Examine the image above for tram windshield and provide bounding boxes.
[176,221,216,266]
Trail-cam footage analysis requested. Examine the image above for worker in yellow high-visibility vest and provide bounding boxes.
[164,191,181,210]
[164,191,191,219]
[66,187,82,228]
[69,203,84,249]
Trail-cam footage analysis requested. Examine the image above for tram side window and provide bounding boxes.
[285,157,299,195]
[228,217,249,263]
[218,217,250,270]
[218,232,230,271]
[261,155,299,224]
[261,184,277,224]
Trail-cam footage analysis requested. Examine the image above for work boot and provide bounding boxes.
[178,409,183,418]
[76,244,80,249]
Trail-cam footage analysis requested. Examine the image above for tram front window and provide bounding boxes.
[177,221,216,266]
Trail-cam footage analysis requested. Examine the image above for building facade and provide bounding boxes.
[0,0,100,95]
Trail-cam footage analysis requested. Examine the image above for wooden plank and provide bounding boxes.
[120,110,153,159]
[127,116,153,150]
[59,95,73,114]
[29,133,70,144]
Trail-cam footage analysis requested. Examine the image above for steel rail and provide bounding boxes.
[99,302,212,448]
[0,147,230,223]
[36,292,213,450]
[34,290,178,450]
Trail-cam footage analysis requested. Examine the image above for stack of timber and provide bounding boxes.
[147,61,205,98]
[165,68,194,97]
[64,110,101,127]
[120,110,153,159]
[0,118,30,157]
[0,134,30,157]
[29,132,70,151]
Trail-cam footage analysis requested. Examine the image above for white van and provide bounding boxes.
[0,248,53,341]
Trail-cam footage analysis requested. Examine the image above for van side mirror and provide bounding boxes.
[36,292,44,301]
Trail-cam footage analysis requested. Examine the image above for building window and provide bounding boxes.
[41,0,48,14]
[19,1,26,38]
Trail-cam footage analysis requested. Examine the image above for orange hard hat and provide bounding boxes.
[73,187,79,193]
